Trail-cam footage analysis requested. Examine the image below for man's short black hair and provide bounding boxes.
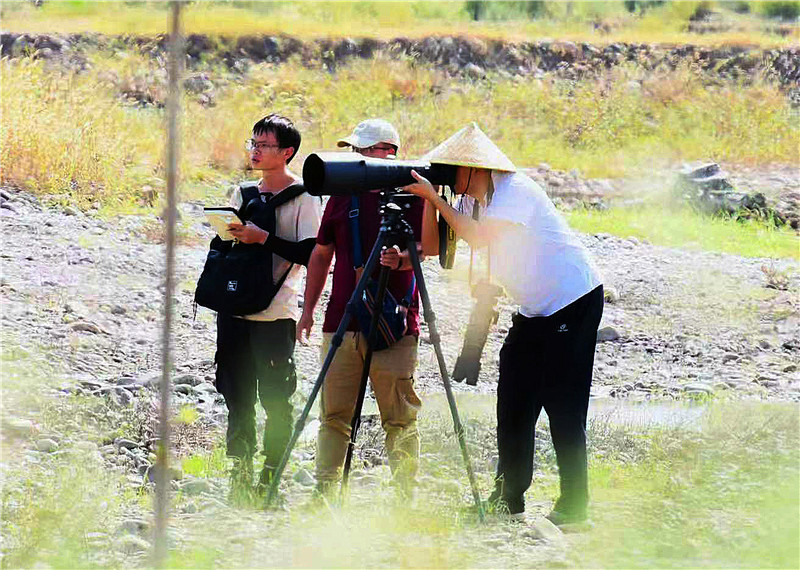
[252,114,301,164]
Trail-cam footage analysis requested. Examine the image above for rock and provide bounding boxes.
[683,382,714,395]
[783,364,797,373]
[525,516,567,545]
[174,384,193,395]
[115,534,150,554]
[464,63,485,79]
[140,185,157,206]
[597,327,620,342]
[174,374,202,386]
[112,387,134,406]
[146,466,183,483]
[117,518,148,536]
[109,305,127,315]
[292,468,316,487]
[74,441,99,453]
[756,374,780,388]
[63,205,80,216]
[603,287,619,303]
[135,373,162,388]
[126,474,145,488]
[722,353,739,364]
[137,461,152,477]
[3,418,36,437]
[180,477,212,496]
[69,321,106,334]
[758,339,771,350]
[183,73,214,94]
[35,438,59,453]
[114,438,140,451]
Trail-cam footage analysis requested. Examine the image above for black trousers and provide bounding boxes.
[215,315,297,467]
[495,285,604,515]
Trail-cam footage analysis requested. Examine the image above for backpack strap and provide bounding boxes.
[402,274,416,307]
[238,182,261,220]
[262,183,306,287]
[266,183,305,209]
[238,181,305,219]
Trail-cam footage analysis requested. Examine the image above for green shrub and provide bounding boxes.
[624,0,667,14]
[760,0,800,20]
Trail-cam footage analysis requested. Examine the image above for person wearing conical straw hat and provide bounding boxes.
[404,123,604,527]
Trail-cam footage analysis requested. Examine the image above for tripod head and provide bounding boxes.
[376,189,418,248]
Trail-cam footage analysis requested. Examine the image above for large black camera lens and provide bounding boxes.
[302,152,457,196]
[453,281,503,385]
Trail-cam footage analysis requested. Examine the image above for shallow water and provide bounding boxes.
[308,392,712,436]
[588,397,708,429]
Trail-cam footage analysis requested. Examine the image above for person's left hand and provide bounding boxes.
[402,170,437,202]
[228,221,268,244]
[380,245,402,269]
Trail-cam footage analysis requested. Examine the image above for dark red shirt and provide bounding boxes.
[317,192,424,336]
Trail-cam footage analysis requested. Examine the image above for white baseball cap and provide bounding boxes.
[337,119,401,149]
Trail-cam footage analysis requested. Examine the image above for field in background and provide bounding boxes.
[1,0,797,46]
[3,45,798,257]
[3,53,798,191]
[566,205,800,259]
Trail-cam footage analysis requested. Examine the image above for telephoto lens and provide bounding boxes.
[302,152,457,196]
[452,281,504,385]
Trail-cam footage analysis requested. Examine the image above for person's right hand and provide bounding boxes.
[403,170,437,202]
[296,311,314,344]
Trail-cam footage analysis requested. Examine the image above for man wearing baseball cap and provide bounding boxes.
[298,119,430,499]
[404,123,604,527]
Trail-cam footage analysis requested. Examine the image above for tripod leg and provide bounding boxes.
[406,238,486,522]
[264,236,386,508]
[341,261,392,497]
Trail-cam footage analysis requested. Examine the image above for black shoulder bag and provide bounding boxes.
[194,182,306,316]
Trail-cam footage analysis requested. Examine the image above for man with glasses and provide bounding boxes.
[216,114,321,504]
[297,119,431,499]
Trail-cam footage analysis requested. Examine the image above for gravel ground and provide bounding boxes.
[1,184,798,566]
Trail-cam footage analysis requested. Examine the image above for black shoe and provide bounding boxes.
[486,490,525,519]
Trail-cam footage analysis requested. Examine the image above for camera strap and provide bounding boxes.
[467,194,493,288]
[349,195,363,270]
[349,195,415,304]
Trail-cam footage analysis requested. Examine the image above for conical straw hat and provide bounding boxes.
[422,123,516,172]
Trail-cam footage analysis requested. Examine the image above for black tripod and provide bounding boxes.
[265,191,485,521]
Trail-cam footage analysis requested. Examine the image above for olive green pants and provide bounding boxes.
[316,332,421,487]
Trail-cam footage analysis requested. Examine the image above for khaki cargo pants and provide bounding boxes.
[316,332,421,487]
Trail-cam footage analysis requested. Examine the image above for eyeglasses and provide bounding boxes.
[245,139,282,152]
[355,145,396,154]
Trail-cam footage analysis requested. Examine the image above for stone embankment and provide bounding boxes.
[3,32,799,96]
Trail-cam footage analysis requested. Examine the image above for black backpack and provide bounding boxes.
[194,182,306,316]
